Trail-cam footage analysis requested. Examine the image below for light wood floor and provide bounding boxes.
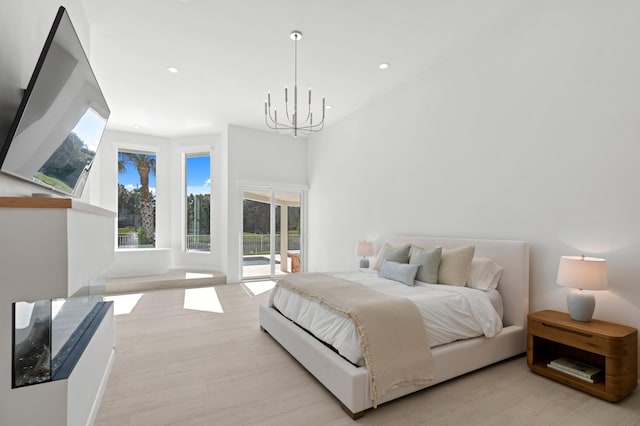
[95,284,640,426]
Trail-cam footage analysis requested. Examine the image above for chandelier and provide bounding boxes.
[264,31,326,137]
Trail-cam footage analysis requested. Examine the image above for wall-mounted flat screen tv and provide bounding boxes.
[0,6,110,198]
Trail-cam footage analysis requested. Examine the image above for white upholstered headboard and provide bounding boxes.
[384,235,530,329]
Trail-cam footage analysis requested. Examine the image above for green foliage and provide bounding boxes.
[38,132,94,189]
[117,226,137,235]
[137,227,149,245]
[186,193,211,235]
[287,206,301,232]
[117,184,156,229]
[34,172,73,193]
[242,200,300,234]
[118,152,156,177]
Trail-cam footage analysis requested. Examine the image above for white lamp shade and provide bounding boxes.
[557,256,608,291]
[356,241,374,257]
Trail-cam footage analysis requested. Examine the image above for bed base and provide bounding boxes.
[259,236,529,417]
[260,304,525,417]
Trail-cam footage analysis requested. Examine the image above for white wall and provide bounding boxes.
[226,125,308,282]
[308,0,640,357]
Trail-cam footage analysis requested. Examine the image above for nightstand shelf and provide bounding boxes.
[527,310,637,402]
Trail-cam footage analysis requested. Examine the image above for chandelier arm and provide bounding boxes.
[266,115,298,131]
[270,105,295,128]
[265,115,286,130]
[301,89,312,123]
[288,120,325,134]
[301,108,312,124]
[265,106,273,124]
[265,117,279,130]
[295,121,324,136]
[306,119,325,130]
[265,105,280,126]
[286,115,325,131]
[266,95,286,127]
[284,87,294,124]
[265,116,292,131]
[268,105,309,131]
[266,119,294,134]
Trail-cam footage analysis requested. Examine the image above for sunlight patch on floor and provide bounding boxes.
[183,287,223,313]
[242,280,276,296]
[185,272,214,279]
[103,293,144,315]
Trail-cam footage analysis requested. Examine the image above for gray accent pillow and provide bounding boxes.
[410,246,442,283]
[378,261,420,286]
[373,243,411,270]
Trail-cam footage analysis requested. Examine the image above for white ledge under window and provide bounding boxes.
[115,248,171,252]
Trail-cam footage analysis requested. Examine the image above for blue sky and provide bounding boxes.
[186,155,211,195]
[118,154,210,195]
[72,107,107,152]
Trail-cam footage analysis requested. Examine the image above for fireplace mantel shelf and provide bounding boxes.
[0,196,115,217]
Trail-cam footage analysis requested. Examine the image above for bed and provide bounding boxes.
[259,235,530,418]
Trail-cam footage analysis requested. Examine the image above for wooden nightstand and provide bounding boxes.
[527,310,637,402]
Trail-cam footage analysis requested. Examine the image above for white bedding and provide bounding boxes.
[270,270,504,366]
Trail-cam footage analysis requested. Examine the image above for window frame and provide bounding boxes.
[183,151,212,253]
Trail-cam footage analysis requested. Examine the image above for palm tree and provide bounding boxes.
[118,152,156,246]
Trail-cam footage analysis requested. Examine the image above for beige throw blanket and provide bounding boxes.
[276,273,434,407]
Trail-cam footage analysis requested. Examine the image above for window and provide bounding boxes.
[117,150,156,248]
[185,153,211,252]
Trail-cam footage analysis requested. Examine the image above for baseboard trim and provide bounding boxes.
[86,347,115,426]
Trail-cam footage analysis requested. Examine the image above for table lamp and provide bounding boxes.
[556,255,608,322]
[356,241,374,268]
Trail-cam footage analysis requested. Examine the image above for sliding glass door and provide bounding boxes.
[241,187,304,280]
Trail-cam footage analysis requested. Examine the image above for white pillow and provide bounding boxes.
[467,258,504,291]
[379,260,420,286]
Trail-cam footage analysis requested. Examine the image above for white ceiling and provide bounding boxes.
[83,0,522,138]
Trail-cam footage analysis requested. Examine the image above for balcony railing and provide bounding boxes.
[118,233,300,253]
[186,235,211,252]
[116,233,157,249]
[117,233,138,248]
[243,233,300,255]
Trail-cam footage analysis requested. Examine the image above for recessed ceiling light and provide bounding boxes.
[167,66,179,73]
[378,63,390,70]
[325,105,333,110]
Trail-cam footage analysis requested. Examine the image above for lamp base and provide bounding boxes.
[566,289,595,322]
[359,258,370,269]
